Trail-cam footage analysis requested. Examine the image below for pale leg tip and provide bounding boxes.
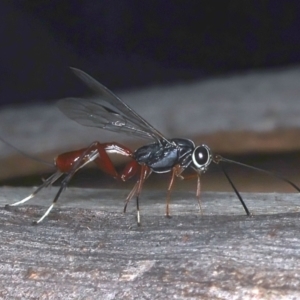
[137,210,141,225]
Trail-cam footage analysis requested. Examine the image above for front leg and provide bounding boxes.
[178,172,202,214]
[166,167,202,217]
[165,165,185,217]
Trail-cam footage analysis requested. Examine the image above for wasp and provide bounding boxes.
[6,68,300,224]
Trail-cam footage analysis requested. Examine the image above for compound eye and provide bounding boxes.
[192,145,212,170]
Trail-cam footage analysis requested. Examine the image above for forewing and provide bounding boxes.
[58,97,155,140]
[58,68,170,143]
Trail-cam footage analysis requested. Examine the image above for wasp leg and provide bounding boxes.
[133,164,151,225]
[32,141,135,224]
[122,160,149,214]
[122,164,151,225]
[123,181,139,213]
[175,172,203,214]
[33,144,100,224]
[166,169,176,218]
[94,142,134,178]
[8,140,140,224]
[165,165,186,218]
[195,174,202,214]
[5,171,63,208]
[55,141,133,179]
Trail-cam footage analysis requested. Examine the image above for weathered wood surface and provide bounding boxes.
[0,187,300,299]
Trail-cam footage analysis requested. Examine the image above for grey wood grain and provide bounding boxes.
[0,187,300,299]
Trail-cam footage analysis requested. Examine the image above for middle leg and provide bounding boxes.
[166,167,203,217]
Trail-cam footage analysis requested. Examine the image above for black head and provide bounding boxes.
[192,144,212,173]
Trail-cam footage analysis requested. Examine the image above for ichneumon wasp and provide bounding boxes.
[6,68,300,224]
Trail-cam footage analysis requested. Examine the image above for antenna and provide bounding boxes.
[213,154,300,216]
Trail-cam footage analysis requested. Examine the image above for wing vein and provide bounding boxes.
[57,68,171,144]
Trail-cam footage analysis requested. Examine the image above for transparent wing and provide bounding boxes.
[58,68,171,143]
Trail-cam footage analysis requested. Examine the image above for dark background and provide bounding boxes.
[2,1,300,106]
